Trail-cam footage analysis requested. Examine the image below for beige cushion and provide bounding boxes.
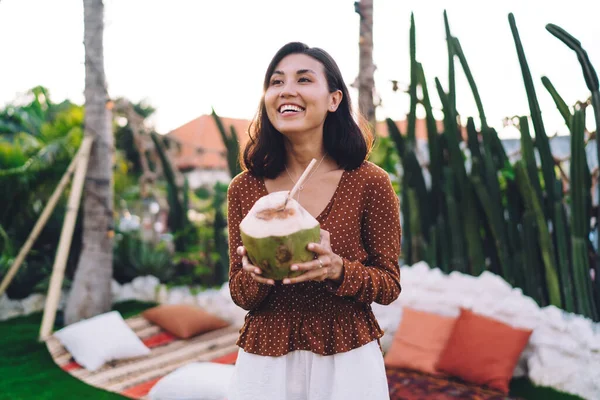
[142,304,230,339]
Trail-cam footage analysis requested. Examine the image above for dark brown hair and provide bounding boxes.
[242,42,373,179]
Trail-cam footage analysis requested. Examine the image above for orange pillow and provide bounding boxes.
[142,304,230,339]
[435,308,533,394]
[384,308,457,374]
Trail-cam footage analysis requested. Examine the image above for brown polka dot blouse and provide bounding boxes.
[227,161,402,357]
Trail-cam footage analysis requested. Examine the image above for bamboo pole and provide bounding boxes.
[39,136,94,341]
[0,135,95,297]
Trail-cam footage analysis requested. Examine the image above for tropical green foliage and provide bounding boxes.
[0,87,84,299]
[0,87,230,299]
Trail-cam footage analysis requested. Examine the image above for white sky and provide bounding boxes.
[0,0,598,137]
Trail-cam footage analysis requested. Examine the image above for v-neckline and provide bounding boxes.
[260,169,347,221]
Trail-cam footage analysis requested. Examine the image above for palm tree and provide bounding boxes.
[64,0,114,325]
[355,0,376,130]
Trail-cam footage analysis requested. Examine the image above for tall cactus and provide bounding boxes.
[386,118,430,254]
[436,79,485,273]
[443,167,467,271]
[541,76,572,128]
[546,23,600,312]
[519,117,544,207]
[471,164,513,283]
[509,13,560,218]
[514,160,561,307]
[407,13,418,144]
[443,10,456,113]
[407,188,423,262]
[386,119,411,262]
[554,199,575,312]
[417,63,441,210]
[452,37,487,131]
[569,109,598,319]
[211,108,242,178]
[520,115,572,309]
[521,210,546,306]
[150,132,190,252]
[546,24,600,137]
[212,181,229,284]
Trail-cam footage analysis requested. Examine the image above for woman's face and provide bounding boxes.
[264,53,341,137]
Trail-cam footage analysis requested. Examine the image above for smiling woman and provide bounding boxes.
[227,42,402,400]
[242,43,371,180]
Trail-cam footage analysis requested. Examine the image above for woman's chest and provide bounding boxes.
[264,170,345,220]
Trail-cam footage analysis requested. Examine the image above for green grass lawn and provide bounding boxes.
[0,301,584,400]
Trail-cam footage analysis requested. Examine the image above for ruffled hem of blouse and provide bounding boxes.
[236,309,384,357]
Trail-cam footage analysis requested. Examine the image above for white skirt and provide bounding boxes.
[228,340,390,400]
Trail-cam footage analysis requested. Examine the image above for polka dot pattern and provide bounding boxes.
[227,161,402,357]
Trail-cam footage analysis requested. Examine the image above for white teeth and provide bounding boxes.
[279,104,304,113]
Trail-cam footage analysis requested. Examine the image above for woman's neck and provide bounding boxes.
[285,144,325,171]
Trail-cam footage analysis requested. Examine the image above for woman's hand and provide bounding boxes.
[283,229,344,285]
[237,246,275,285]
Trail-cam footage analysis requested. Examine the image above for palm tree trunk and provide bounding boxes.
[65,0,114,325]
[355,0,376,130]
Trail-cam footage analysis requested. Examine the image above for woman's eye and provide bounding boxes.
[270,79,283,85]
[299,77,311,83]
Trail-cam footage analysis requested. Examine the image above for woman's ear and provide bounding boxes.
[329,90,343,112]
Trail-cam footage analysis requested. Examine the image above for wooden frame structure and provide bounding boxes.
[0,135,94,341]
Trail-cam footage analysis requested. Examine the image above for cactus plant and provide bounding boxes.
[381,11,600,321]
[518,117,544,207]
[546,23,600,311]
[211,108,242,178]
[569,109,598,319]
[407,13,418,144]
[541,76,572,128]
[452,37,487,131]
[150,132,191,252]
[509,13,561,218]
[521,210,546,306]
[443,10,456,113]
[514,160,561,307]
[554,200,575,312]
[212,181,229,284]
[442,167,467,272]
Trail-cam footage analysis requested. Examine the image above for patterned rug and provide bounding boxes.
[387,367,522,400]
[47,314,521,400]
[45,315,241,399]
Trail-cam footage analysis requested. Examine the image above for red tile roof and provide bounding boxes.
[166,114,436,170]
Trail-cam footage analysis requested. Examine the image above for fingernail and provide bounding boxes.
[283,279,290,284]
[269,280,275,285]
[255,268,261,274]
[308,244,314,250]
[291,265,298,271]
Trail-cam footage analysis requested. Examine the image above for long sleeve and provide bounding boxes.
[328,169,401,305]
[227,176,273,310]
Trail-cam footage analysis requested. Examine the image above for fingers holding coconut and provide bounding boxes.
[290,254,331,272]
[284,257,332,284]
[241,253,275,285]
[238,246,263,275]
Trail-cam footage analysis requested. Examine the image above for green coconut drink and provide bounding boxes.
[240,191,320,281]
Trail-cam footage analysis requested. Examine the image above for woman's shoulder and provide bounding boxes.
[228,170,262,196]
[348,161,394,186]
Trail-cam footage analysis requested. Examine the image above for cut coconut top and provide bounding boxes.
[240,191,319,238]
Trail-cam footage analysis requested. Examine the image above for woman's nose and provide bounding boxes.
[279,81,297,97]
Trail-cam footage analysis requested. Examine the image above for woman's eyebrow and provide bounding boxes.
[272,69,316,76]
[297,69,316,75]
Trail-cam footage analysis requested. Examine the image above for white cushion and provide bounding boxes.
[149,362,234,400]
[54,310,150,371]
